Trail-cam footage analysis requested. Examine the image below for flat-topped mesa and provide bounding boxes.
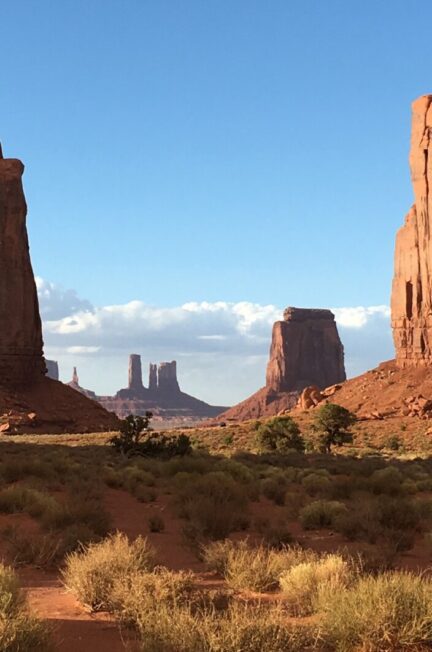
[128,354,144,391]
[391,95,432,366]
[0,154,45,385]
[266,307,346,392]
[157,361,180,394]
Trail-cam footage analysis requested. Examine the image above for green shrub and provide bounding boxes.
[62,532,156,610]
[312,403,356,453]
[261,477,287,505]
[302,473,331,496]
[299,500,348,530]
[110,413,192,458]
[370,467,404,495]
[318,571,432,651]
[255,417,305,454]
[176,472,249,539]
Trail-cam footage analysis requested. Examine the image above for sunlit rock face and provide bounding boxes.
[265,307,346,392]
[392,95,432,366]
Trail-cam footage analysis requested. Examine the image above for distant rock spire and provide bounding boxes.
[148,363,158,391]
[0,143,3,159]
[72,367,79,384]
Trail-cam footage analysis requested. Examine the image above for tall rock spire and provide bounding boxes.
[391,95,432,365]
[128,354,143,391]
[0,154,45,384]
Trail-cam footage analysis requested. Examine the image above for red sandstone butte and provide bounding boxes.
[392,95,432,366]
[0,145,119,433]
[212,307,346,422]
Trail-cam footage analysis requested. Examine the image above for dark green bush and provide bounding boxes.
[312,403,356,453]
[255,417,305,454]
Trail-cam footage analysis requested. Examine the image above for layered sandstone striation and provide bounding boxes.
[0,145,119,433]
[266,308,346,392]
[211,307,346,422]
[392,95,432,366]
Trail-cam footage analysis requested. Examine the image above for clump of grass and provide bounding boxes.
[112,567,195,623]
[62,532,156,610]
[318,571,432,651]
[299,500,348,530]
[0,563,51,650]
[279,554,353,615]
[203,540,314,592]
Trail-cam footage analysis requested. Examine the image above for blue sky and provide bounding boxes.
[1,1,430,401]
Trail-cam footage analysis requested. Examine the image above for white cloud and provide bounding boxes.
[332,305,391,328]
[36,277,93,320]
[38,278,394,404]
[66,346,101,354]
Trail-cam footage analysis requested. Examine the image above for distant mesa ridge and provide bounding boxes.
[66,355,227,419]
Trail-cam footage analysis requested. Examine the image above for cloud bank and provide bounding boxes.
[37,277,394,405]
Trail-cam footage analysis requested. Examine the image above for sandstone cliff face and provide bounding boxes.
[0,153,45,385]
[128,354,144,392]
[391,95,432,366]
[266,308,346,392]
[0,145,119,433]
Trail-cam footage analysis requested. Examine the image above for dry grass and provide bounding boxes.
[318,571,432,651]
[0,563,51,650]
[203,539,315,592]
[62,532,156,610]
[279,554,354,615]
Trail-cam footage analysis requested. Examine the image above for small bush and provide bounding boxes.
[255,417,305,454]
[370,467,404,495]
[299,500,348,530]
[62,532,156,610]
[176,472,249,540]
[279,554,353,615]
[318,571,432,651]
[203,540,314,592]
[302,473,331,497]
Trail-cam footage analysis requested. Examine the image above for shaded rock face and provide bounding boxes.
[392,95,432,366]
[157,361,180,395]
[45,360,59,381]
[148,363,157,391]
[0,145,119,433]
[266,308,346,392]
[0,153,45,385]
[128,354,144,392]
